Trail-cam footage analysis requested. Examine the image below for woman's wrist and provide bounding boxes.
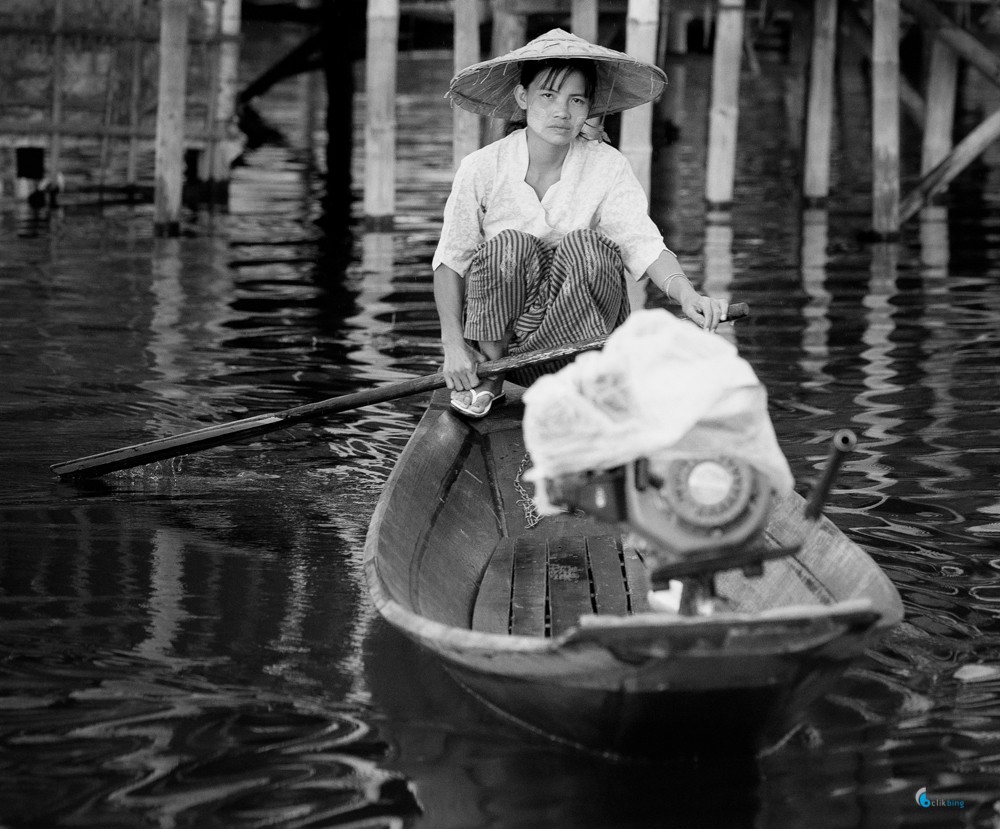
[661,273,692,304]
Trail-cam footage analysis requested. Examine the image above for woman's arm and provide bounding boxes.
[646,250,729,332]
[433,264,482,391]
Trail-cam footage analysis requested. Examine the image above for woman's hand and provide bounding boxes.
[442,339,484,391]
[678,287,729,333]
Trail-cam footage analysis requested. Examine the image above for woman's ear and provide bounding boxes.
[513,84,528,111]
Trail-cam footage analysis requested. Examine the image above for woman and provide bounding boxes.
[434,29,729,417]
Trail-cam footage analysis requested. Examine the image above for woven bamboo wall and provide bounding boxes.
[0,0,226,199]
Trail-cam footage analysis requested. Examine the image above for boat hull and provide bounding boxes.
[364,388,903,756]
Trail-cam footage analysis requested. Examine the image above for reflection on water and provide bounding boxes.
[2,35,1000,829]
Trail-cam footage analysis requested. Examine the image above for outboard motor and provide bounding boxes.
[545,431,857,615]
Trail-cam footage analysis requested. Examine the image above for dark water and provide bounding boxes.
[3,23,1000,828]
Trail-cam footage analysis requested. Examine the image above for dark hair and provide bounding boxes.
[519,58,598,100]
[505,58,598,135]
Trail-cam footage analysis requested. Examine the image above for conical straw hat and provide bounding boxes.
[446,29,667,120]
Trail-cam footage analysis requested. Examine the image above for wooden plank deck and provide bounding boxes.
[472,535,651,637]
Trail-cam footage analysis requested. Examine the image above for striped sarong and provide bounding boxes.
[464,229,629,386]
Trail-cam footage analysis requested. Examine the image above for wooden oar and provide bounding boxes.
[52,302,748,480]
[51,337,605,480]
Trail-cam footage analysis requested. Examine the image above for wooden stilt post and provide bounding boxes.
[49,0,65,196]
[206,0,241,201]
[154,0,190,236]
[784,1,812,152]
[803,0,838,204]
[921,39,957,178]
[841,4,925,127]
[705,0,745,213]
[126,0,144,191]
[488,0,526,142]
[621,0,660,195]
[98,49,116,195]
[703,220,736,344]
[657,11,690,127]
[301,67,319,168]
[572,0,599,42]
[364,0,399,229]
[453,0,480,165]
[622,0,659,312]
[871,0,900,237]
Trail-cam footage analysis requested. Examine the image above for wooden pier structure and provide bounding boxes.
[361,0,1000,237]
[1,0,997,238]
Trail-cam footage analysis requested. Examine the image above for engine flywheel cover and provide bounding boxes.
[658,457,754,528]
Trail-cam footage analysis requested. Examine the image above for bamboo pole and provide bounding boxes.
[363,0,399,229]
[572,0,599,42]
[705,0,745,210]
[453,0,480,165]
[621,0,659,196]
[871,0,900,236]
[153,0,190,236]
[921,38,958,177]
[803,0,837,203]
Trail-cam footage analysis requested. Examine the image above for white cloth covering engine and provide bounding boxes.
[522,308,794,515]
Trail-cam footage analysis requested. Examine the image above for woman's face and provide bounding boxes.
[514,68,592,147]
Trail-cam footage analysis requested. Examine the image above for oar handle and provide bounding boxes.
[51,303,749,480]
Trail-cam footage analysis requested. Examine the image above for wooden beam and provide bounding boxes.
[803,0,837,202]
[364,0,399,228]
[153,0,190,236]
[901,107,1000,223]
[901,0,1000,90]
[453,0,481,165]
[705,0,745,209]
[871,0,900,236]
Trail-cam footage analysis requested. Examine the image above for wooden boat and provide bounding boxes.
[364,385,903,756]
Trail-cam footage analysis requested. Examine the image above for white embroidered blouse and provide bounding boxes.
[432,130,670,281]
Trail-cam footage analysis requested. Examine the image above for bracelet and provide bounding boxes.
[661,273,687,302]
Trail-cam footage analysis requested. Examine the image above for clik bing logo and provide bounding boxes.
[916,787,965,809]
